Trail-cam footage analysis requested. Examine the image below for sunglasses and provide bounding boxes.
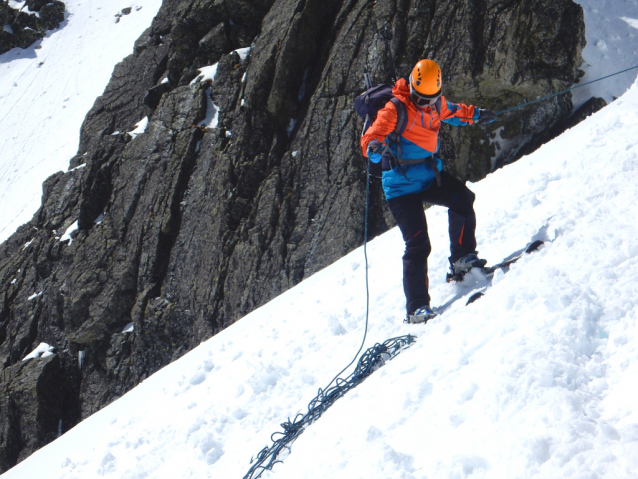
[409,84,440,107]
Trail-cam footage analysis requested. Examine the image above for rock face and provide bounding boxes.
[0,0,586,470]
[0,0,65,54]
[0,353,78,470]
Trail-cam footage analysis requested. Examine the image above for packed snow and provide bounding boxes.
[190,64,219,85]
[22,342,55,361]
[59,220,78,244]
[4,71,638,477]
[198,89,220,129]
[190,47,252,129]
[0,0,163,243]
[26,291,42,301]
[128,116,149,139]
[190,66,219,129]
[189,47,251,88]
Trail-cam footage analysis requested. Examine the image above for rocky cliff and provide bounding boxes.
[0,0,65,54]
[0,0,590,470]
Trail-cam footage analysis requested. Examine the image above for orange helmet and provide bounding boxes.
[409,59,442,98]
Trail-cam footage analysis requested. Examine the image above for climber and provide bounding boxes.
[361,59,497,324]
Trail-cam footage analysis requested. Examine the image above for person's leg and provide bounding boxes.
[387,193,431,315]
[419,171,478,264]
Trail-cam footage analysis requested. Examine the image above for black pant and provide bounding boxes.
[387,171,478,314]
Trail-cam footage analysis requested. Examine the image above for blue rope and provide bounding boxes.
[242,334,415,479]
[495,64,638,115]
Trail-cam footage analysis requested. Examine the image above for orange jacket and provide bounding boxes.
[361,78,479,158]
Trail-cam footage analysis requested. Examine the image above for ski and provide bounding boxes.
[464,240,544,305]
[407,240,545,322]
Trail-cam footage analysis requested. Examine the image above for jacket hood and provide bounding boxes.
[392,77,412,103]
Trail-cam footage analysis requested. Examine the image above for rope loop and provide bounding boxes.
[243,334,416,479]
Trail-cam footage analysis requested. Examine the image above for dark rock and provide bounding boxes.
[38,1,65,31]
[0,354,80,471]
[144,82,172,110]
[516,96,608,159]
[0,30,15,55]
[26,0,50,12]
[13,25,39,50]
[0,1,66,55]
[195,22,231,68]
[14,11,39,31]
[0,3,17,26]
[562,96,608,128]
[0,0,587,470]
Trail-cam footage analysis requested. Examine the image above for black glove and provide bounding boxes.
[367,140,383,154]
[477,109,497,124]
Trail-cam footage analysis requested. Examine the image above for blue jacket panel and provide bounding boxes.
[381,156,444,200]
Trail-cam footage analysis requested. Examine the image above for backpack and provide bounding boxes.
[354,84,407,178]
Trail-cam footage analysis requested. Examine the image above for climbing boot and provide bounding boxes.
[406,305,438,324]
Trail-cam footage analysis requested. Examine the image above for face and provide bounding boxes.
[409,78,441,107]
[410,91,440,107]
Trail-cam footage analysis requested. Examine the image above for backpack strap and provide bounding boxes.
[389,97,408,136]
[426,97,442,186]
[391,98,406,165]
[433,96,442,115]
[381,98,407,161]
[427,157,442,186]
[379,98,410,180]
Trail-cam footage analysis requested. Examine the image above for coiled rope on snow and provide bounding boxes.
[243,334,415,479]
[243,117,415,479]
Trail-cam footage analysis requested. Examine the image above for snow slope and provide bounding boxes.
[572,0,638,108]
[0,0,162,243]
[4,73,638,478]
